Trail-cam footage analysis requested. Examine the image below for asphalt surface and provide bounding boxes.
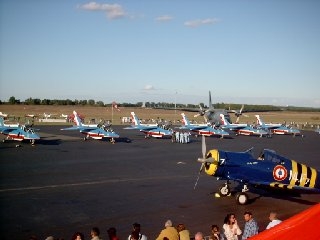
[0,125,319,240]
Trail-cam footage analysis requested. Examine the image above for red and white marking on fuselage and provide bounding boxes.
[144,131,166,138]
[8,134,25,141]
[81,132,104,140]
[237,130,261,136]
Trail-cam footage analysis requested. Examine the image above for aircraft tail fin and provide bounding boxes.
[130,112,141,126]
[255,115,264,126]
[209,91,213,108]
[220,114,230,126]
[181,113,192,126]
[73,111,83,126]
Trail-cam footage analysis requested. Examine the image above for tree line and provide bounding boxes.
[1,96,319,112]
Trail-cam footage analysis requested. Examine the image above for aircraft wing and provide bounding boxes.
[222,125,246,130]
[240,179,320,193]
[124,125,159,131]
[61,126,97,131]
[89,128,120,138]
[0,127,17,134]
[261,125,281,130]
[178,125,209,131]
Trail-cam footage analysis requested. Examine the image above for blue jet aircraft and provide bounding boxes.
[220,114,269,137]
[179,113,229,138]
[61,111,119,143]
[124,112,172,138]
[255,115,302,137]
[195,136,320,205]
[0,117,40,145]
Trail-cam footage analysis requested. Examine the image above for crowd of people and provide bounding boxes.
[171,131,191,143]
[33,211,282,240]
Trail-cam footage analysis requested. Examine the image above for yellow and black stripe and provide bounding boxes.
[270,182,293,189]
[290,160,318,188]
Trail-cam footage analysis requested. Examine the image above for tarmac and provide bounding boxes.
[0,125,319,240]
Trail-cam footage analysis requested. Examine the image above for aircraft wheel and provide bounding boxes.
[31,139,35,145]
[236,192,248,205]
[83,137,87,141]
[219,185,230,196]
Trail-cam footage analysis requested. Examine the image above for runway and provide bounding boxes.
[0,125,319,240]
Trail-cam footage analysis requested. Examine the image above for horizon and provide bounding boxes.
[2,95,320,110]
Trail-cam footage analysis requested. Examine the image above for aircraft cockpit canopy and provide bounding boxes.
[261,149,287,164]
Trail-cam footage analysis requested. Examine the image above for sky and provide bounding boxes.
[1,0,320,107]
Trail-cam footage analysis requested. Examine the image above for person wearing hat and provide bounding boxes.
[128,223,147,240]
[156,220,179,240]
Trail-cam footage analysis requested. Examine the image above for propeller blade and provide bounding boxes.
[235,116,240,124]
[202,135,206,159]
[194,164,204,190]
[209,91,212,108]
[240,104,244,113]
[194,135,207,190]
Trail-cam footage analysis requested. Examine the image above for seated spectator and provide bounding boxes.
[156,220,179,240]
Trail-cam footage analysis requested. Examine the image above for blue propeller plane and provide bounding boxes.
[255,115,302,137]
[124,112,172,138]
[220,114,269,137]
[0,117,40,145]
[61,111,119,143]
[180,113,229,138]
[194,135,320,204]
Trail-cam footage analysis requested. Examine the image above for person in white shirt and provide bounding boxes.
[223,213,242,240]
[266,212,282,229]
[128,223,147,240]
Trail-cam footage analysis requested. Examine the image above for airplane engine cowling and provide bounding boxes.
[205,149,219,176]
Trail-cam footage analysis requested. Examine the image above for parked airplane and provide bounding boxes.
[194,135,320,204]
[179,113,229,138]
[193,91,249,126]
[61,111,119,143]
[0,117,40,145]
[124,112,172,138]
[255,115,302,137]
[194,91,232,126]
[220,114,269,137]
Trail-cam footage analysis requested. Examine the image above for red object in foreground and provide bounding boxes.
[250,203,320,240]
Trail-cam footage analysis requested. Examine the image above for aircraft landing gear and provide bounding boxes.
[236,192,248,205]
[216,183,250,205]
[219,183,231,196]
[236,184,249,205]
